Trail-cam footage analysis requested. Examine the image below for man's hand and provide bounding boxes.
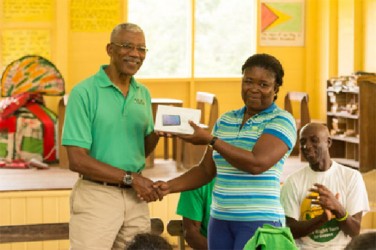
[153,180,171,197]
[132,174,163,202]
[309,183,345,219]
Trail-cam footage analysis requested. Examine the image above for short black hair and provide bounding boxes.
[241,53,284,88]
[127,233,172,250]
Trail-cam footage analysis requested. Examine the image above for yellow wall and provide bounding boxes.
[1,2,375,249]
[0,190,181,250]
[0,190,71,250]
[257,0,376,121]
[53,0,376,121]
[364,1,376,70]
[1,0,375,162]
[2,0,375,124]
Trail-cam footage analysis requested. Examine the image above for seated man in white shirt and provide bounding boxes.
[281,123,370,250]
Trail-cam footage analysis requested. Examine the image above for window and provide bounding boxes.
[128,0,256,78]
[128,0,191,78]
[195,1,256,77]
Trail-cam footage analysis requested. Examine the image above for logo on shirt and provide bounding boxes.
[134,98,145,105]
[309,220,340,242]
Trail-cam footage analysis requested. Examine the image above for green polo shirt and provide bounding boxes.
[62,65,154,172]
[176,178,215,237]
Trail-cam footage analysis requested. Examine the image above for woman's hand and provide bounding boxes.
[177,120,212,145]
[153,180,171,197]
[134,174,164,202]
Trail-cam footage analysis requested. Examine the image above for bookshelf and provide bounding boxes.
[326,75,376,171]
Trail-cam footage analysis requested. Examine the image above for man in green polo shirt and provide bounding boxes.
[62,23,160,250]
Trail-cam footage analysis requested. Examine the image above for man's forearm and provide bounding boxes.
[185,232,208,249]
[182,218,209,249]
[338,213,362,237]
[287,215,328,239]
[144,132,159,157]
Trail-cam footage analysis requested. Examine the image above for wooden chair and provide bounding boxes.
[196,92,219,132]
[167,219,185,250]
[176,92,219,169]
[284,92,311,161]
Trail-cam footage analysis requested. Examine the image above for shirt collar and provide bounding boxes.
[238,102,277,117]
[97,65,140,89]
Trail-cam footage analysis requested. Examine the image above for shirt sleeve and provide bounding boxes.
[263,112,297,150]
[176,188,205,222]
[62,87,92,149]
[346,170,370,215]
[143,89,155,136]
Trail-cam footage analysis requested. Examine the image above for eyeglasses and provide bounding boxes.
[111,42,148,54]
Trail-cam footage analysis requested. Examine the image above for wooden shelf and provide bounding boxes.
[327,82,359,167]
[359,76,376,172]
[331,135,359,144]
[327,112,358,119]
[327,75,376,172]
[327,86,359,94]
[332,158,359,169]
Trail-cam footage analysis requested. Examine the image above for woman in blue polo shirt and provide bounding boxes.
[154,53,297,250]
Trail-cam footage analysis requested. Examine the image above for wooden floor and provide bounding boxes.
[0,156,304,192]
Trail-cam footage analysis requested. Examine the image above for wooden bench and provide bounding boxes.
[0,218,164,244]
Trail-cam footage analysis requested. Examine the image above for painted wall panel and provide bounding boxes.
[337,0,355,75]
[364,0,376,72]
[0,190,181,249]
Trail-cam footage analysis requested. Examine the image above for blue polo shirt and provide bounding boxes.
[62,65,154,172]
[211,103,297,223]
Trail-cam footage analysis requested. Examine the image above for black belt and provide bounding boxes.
[80,175,125,188]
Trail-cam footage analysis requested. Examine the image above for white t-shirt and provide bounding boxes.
[281,161,370,250]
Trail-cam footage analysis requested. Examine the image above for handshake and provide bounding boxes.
[132,174,172,202]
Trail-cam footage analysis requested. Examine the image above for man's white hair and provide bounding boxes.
[110,23,144,42]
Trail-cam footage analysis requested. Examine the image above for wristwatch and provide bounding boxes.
[123,171,133,186]
[208,136,218,148]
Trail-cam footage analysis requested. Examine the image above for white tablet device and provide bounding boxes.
[154,105,201,135]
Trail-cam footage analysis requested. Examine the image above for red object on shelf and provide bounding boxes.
[0,159,29,169]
